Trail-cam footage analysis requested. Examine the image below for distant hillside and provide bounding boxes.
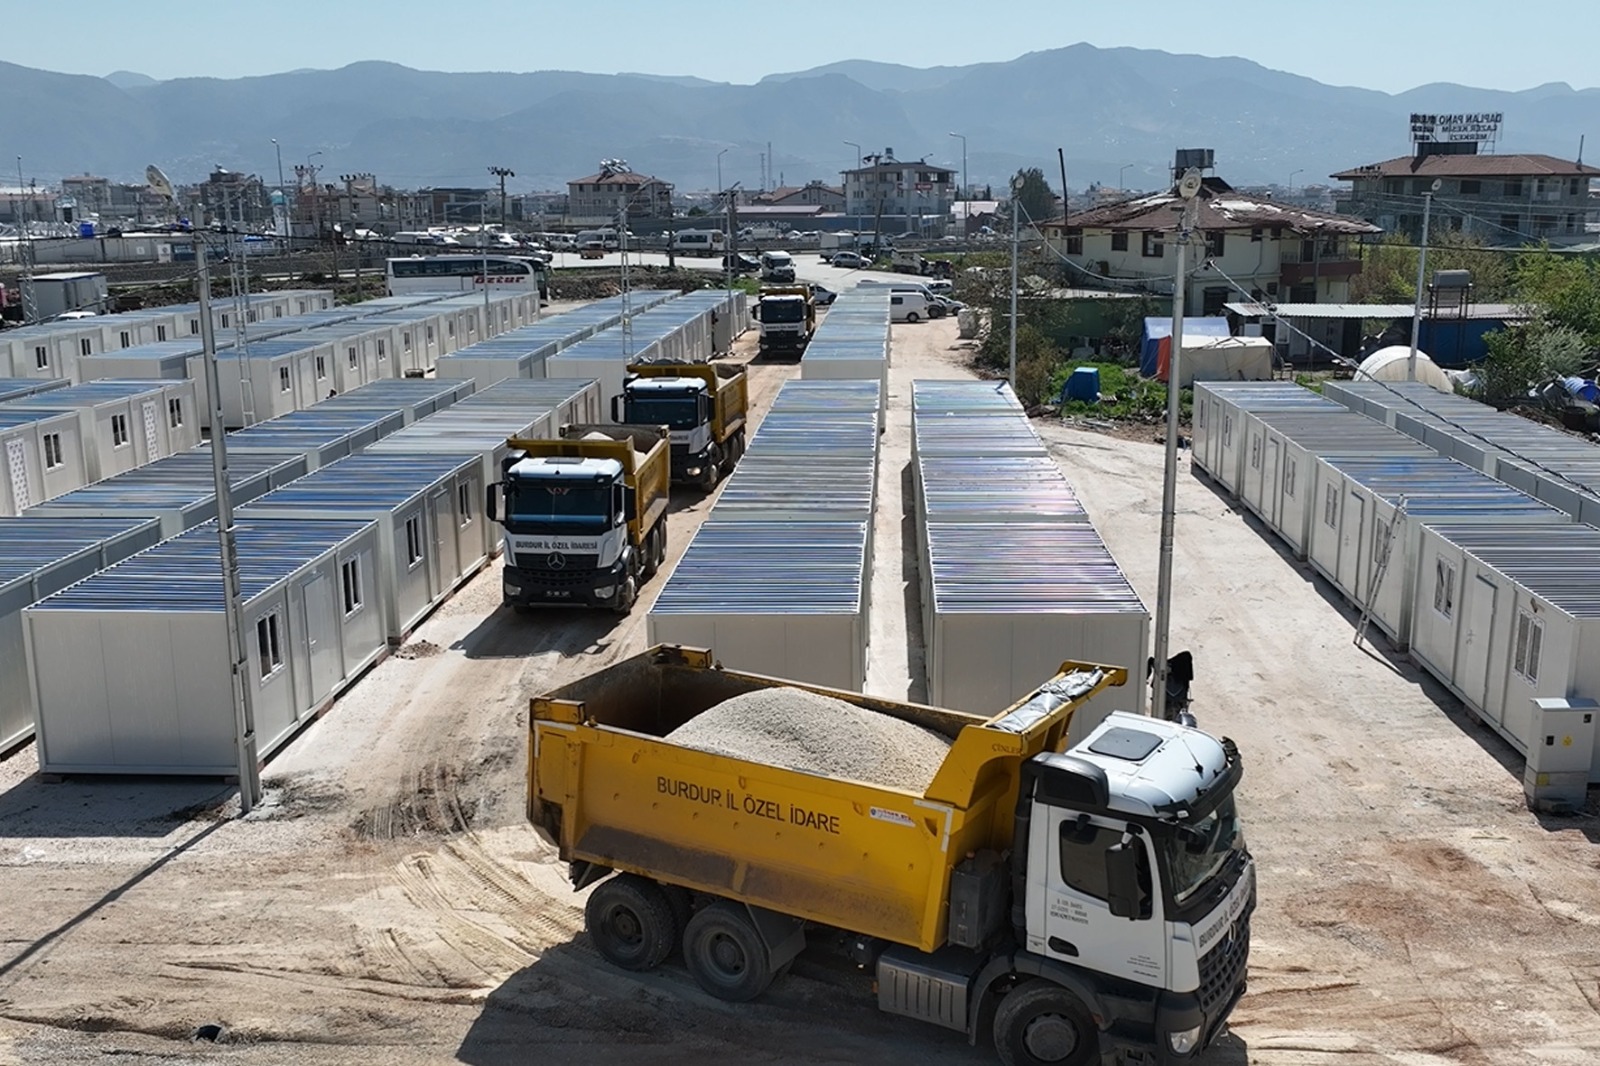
[0,49,1593,194]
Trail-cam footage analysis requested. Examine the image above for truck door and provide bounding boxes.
[1032,808,1168,988]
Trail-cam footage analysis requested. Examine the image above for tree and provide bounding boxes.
[1009,167,1056,226]
[1479,315,1589,407]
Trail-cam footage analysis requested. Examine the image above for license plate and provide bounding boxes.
[545,590,570,598]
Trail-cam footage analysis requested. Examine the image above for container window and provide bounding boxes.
[377,339,387,360]
[34,346,48,370]
[157,325,167,341]
[427,326,435,343]
[1283,458,1296,497]
[347,347,358,368]
[256,612,284,680]
[191,321,200,335]
[274,307,283,318]
[221,313,230,328]
[458,482,473,525]
[1433,558,1455,619]
[167,398,184,429]
[279,367,291,392]
[448,322,455,338]
[1250,436,1261,470]
[1513,611,1543,684]
[80,338,93,356]
[43,433,63,469]
[111,413,130,448]
[1323,485,1338,528]
[403,331,413,350]
[405,515,424,566]
[341,558,363,615]
[315,356,327,381]
[120,331,131,348]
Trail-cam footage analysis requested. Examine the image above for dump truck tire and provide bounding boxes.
[993,981,1097,1066]
[585,874,678,972]
[683,901,775,1002]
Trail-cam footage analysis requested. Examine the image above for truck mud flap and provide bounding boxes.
[745,904,806,969]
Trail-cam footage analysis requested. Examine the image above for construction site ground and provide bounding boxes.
[1,317,1598,1065]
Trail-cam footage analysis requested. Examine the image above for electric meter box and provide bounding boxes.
[1523,697,1597,813]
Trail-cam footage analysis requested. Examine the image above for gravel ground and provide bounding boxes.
[1,317,1597,1066]
[667,687,951,790]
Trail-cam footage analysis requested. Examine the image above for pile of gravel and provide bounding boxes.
[667,687,951,791]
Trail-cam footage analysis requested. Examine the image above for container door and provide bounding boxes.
[1461,574,1498,714]
[140,400,163,461]
[1337,488,1364,597]
[1262,437,1281,525]
[300,571,342,705]
[6,438,32,514]
[429,489,458,592]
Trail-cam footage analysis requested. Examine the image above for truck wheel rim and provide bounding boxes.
[707,933,746,976]
[1021,1014,1078,1061]
[603,906,644,947]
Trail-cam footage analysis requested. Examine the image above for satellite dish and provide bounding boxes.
[1430,178,1443,193]
[146,165,175,201]
[1178,169,1203,201]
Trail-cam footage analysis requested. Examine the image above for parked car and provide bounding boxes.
[722,252,761,274]
[811,284,838,306]
[830,251,870,269]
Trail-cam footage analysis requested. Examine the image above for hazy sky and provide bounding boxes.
[4,0,1591,93]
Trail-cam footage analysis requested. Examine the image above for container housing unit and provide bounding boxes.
[911,380,1147,733]
[800,291,890,405]
[0,517,163,752]
[26,518,387,775]
[1,379,201,480]
[313,378,476,424]
[212,406,407,471]
[0,378,68,403]
[1409,522,1600,781]
[26,449,309,536]
[1191,381,1343,495]
[0,408,89,516]
[240,453,492,642]
[648,378,882,691]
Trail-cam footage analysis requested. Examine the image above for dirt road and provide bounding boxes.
[1,317,1598,1065]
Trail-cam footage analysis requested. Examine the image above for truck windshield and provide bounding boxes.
[626,395,700,430]
[506,479,611,528]
[1163,793,1244,906]
[763,299,805,323]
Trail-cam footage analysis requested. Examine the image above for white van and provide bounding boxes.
[889,291,932,323]
[673,229,727,256]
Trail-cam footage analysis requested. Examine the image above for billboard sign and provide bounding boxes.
[1410,112,1503,144]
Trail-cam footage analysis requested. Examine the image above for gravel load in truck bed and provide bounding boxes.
[666,687,952,791]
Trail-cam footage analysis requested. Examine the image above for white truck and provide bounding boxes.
[759,250,796,283]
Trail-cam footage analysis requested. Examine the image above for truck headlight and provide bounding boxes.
[593,584,615,598]
[1168,1024,1202,1055]
[504,583,520,596]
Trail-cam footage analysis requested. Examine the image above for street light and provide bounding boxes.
[717,148,730,294]
[306,150,323,241]
[948,132,967,202]
[270,139,287,239]
[1120,163,1133,191]
[1289,169,1304,193]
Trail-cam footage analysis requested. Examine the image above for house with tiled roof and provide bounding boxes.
[1332,152,1599,246]
[1041,174,1381,314]
[566,161,674,226]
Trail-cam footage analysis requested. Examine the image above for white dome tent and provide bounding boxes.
[1354,346,1453,393]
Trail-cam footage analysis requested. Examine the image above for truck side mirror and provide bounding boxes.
[485,481,500,523]
[751,304,761,322]
[1105,841,1151,920]
[610,394,624,422]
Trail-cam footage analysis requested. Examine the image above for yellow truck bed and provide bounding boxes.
[529,645,1125,953]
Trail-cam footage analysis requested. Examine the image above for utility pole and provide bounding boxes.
[1151,168,1202,724]
[1008,174,1020,392]
[16,156,38,325]
[1058,148,1070,225]
[488,165,514,229]
[1407,180,1440,382]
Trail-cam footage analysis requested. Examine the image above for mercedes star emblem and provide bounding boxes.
[546,552,566,570]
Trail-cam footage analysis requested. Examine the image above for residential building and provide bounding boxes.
[841,149,956,236]
[199,168,271,228]
[1332,152,1600,246]
[1041,175,1381,315]
[60,175,111,219]
[754,181,845,211]
[566,162,673,226]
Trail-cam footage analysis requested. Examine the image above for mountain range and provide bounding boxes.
[3,45,1595,196]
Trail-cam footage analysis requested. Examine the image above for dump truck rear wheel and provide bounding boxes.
[992,981,1097,1066]
[683,901,775,1002]
[585,874,677,972]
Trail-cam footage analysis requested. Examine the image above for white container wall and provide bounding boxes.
[912,380,1148,735]
[1191,381,1343,494]
[1409,523,1600,781]
[800,291,890,406]
[0,409,89,516]
[26,518,387,775]
[649,378,882,691]
[0,517,163,752]
[1,379,201,480]
[238,453,489,642]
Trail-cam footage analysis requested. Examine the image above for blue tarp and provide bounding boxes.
[1139,317,1231,377]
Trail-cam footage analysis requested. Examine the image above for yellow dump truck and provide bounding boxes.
[614,363,748,489]
[487,426,669,613]
[530,645,1255,1065]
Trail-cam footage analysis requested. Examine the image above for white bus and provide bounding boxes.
[386,254,549,300]
[672,229,727,256]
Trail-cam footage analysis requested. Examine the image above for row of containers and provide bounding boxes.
[0,289,335,384]
[910,380,1148,737]
[81,289,540,428]
[2,309,626,768]
[649,378,882,692]
[799,290,890,410]
[1191,380,1600,788]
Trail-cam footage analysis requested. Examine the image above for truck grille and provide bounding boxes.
[1197,915,1249,1014]
[513,552,599,573]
